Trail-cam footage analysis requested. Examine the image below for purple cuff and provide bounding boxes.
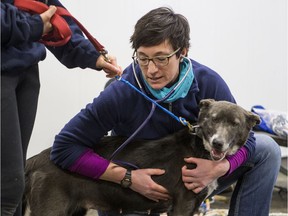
[225,146,248,176]
[68,149,110,179]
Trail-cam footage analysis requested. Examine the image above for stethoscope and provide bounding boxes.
[131,55,192,102]
[110,57,196,164]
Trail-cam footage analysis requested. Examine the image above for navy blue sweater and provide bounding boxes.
[51,59,256,171]
[1,0,100,72]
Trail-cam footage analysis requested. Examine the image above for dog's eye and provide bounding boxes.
[231,119,240,127]
[211,114,220,123]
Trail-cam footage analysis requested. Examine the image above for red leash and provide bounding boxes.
[14,0,108,58]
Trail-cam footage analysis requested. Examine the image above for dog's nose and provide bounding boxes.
[212,139,224,149]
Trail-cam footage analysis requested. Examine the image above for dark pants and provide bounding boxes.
[1,65,40,216]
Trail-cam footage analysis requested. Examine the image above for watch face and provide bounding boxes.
[121,170,132,188]
[121,178,132,188]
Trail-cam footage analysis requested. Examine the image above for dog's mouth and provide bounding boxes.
[202,137,230,161]
[210,148,228,161]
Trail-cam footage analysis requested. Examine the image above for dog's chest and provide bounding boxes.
[207,180,218,198]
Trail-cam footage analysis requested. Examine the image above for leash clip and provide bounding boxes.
[189,124,200,135]
[100,49,111,63]
[179,117,199,134]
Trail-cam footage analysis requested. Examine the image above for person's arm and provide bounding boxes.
[1,1,121,76]
[50,75,131,177]
[1,2,44,46]
[43,0,121,77]
[225,131,256,176]
[50,72,169,201]
[50,103,111,173]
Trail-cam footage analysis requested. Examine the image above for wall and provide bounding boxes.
[27,0,287,158]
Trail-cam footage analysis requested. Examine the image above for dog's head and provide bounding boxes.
[196,99,260,161]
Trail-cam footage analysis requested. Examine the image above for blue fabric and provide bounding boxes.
[251,105,276,134]
[1,1,100,72]
[142,58,194,103]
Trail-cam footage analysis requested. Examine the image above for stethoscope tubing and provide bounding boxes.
[109,58,192,162]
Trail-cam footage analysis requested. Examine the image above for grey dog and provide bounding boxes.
[23,99,260,216]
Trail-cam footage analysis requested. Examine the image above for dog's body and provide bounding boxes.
[23,99,260,216]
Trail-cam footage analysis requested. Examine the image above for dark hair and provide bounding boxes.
[130,7,190,57]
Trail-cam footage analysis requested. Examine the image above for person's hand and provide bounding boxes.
[182,157,230,194]
[130,168,170,202]
[99,163,169,202]
[40,6,57,35]
[96,54,122,78]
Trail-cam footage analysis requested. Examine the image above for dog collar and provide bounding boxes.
[189,124,200,135]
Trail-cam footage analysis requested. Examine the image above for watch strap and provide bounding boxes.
[120,169,132,188]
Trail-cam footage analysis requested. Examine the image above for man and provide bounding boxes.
[1,1,121,215]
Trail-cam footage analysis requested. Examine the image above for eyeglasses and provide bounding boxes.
[132,48,180,67]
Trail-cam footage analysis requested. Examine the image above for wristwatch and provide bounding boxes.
[120,169,132,188]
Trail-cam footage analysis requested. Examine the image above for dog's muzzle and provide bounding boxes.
[210,137,229,161]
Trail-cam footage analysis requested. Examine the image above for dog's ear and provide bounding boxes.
[198,99,215,126]
[199,99,215,109]
[245,111,261,128]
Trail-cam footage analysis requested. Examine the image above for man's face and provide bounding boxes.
[136,41,183,90]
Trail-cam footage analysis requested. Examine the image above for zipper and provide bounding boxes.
[169,102,173,112]
[168,102,176,131]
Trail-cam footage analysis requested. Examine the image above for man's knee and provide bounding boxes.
[254,133,281,166]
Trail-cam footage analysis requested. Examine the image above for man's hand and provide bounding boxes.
[40,6,57,35]
[182,157,230,194]
[96,54,122,78]
[40,6,122,77]
[100,163,169,202]
[130,168,170,202]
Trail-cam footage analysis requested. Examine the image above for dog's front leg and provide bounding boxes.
[167,189,196,216]
[169,186,208,216]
